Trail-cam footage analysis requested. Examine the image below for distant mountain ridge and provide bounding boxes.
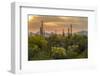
[76,31,88,36]
[29,30,88,36]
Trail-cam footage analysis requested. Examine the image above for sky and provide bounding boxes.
[28,15,88,34]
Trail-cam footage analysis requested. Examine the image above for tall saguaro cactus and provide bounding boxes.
[70,24,72,36]
[40,20,44,36]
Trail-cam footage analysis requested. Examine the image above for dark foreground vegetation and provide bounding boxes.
[28,34,88,60]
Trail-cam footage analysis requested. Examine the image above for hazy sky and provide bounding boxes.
[28,15,88,34]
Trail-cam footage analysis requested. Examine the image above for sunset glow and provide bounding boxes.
[28,15,88,60]
[28,16,36,21]
[28,15,88,34]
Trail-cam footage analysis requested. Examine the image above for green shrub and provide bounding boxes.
[51,47,66,59]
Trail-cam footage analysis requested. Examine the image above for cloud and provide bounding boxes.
[28,15,88,33]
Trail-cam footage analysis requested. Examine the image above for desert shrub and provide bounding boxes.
[28,44,40,60]
[66,45,79,58]
[51,47,66,59]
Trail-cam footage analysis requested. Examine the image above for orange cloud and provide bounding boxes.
[28,15,88,34]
